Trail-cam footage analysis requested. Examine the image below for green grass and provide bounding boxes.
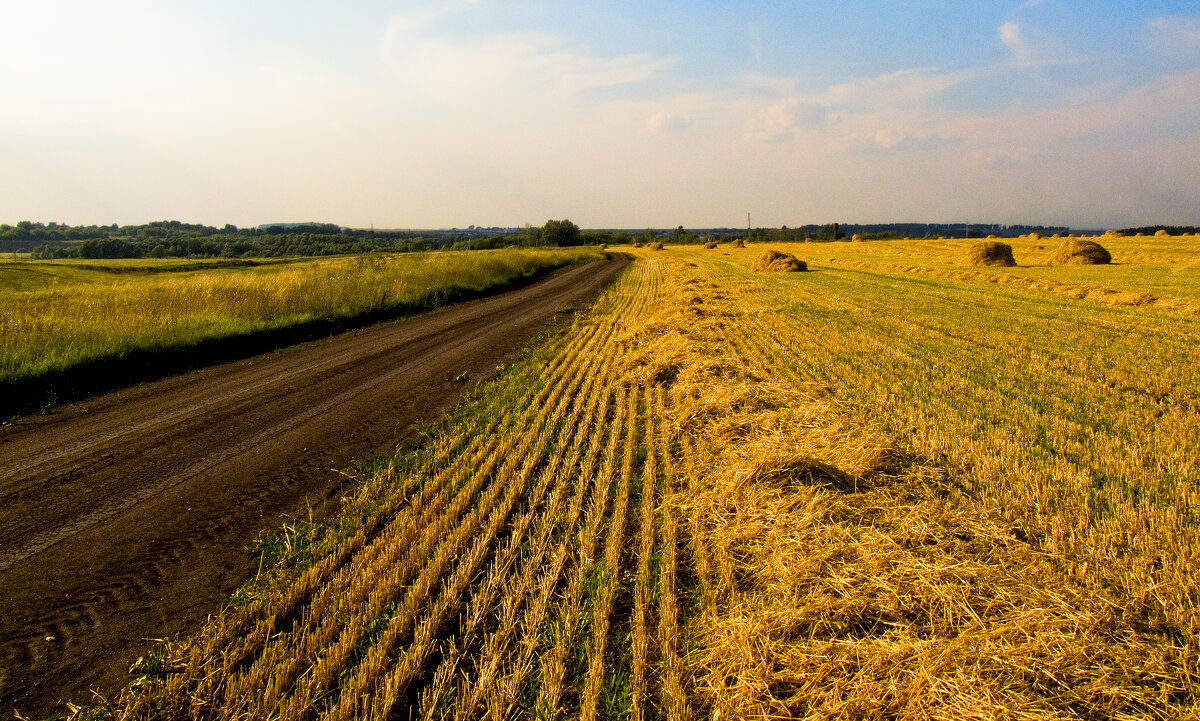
[0,247,602,414]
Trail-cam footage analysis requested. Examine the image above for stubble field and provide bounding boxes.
[93,237,1198,720]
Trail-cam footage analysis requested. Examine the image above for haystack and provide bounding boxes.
[963,240,1016,267]
[730,238,746,248]
[751,249,807,272]
[648,241,665,251]
[704,241,718,249]
[1052,238,1111,265]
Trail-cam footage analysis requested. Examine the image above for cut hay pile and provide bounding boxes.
[751,249,807,272]
[648,241,665,251]
[730,238,746,248]
[963,240,1016,267]
[704,241,718,249]
[1052,238,1112,265]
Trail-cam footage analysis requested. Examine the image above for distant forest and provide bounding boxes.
[1,220,1195,258]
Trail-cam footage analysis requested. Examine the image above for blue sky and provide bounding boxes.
[2,1,1199,229]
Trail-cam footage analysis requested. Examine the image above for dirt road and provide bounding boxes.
[0,254,627,716]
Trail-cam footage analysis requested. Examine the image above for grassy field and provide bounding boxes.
[87,237,1199,720]
[0,248,601,414]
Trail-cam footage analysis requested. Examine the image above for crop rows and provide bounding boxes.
[110,259,693,720]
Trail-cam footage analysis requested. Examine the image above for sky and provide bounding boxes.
[2,1,1199,230]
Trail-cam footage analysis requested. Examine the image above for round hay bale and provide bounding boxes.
[963,240,1016,267]
[704,241,718,249]
[1052,238,1111,265]
[730,238,746,248]
[1155,229,1169,237]
[851,234,864,242]
[648,241,664,251]
[751,249,807,273]
[1027,232,1041,241]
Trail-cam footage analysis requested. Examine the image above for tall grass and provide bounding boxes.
[0,248,600,411]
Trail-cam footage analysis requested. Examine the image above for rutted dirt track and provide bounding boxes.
[0,255,627,716]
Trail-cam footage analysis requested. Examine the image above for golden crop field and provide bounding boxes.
[98,237,1198,719]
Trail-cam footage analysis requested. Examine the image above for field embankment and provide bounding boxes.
[92,243,1197,720]
[0,248,601,416]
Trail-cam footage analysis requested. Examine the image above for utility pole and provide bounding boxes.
[965,219,970,239]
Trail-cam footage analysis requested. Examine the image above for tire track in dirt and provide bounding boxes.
[0,254,628,717]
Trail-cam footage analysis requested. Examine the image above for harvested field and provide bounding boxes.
[750,249,807,272]
[1053,237,1112,264]
[963,239,1016,267]
[82,243,1198,720]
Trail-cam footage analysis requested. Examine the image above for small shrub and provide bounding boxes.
[751,249,807,273]
[1052,238,1112,265]
[963,241,1016,268]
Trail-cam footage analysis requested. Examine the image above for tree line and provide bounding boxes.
[2,219,598,258]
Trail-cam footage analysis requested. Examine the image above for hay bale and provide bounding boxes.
[648,241,664,251]
[731,238,746,248]
[704,241,718,249]
[1052,238,1111,265]
[851,234,864,242]
[963,240,1016,267]
[751,249,807,273]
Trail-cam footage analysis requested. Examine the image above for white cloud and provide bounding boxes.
[1012,0,1050,12]
[646,112,692,133]
[744,98,829,142]
[379,0,484,59]
[382,32,673,103]
[1147,16,1200,58]
[824,67,968,107]
[999,21,1033,64]
[861,128,958,153]
[747,22,763,66]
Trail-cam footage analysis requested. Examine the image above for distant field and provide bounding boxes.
[809,232,1200,303]
[97,239,1198,720]
[0,248,602,414]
